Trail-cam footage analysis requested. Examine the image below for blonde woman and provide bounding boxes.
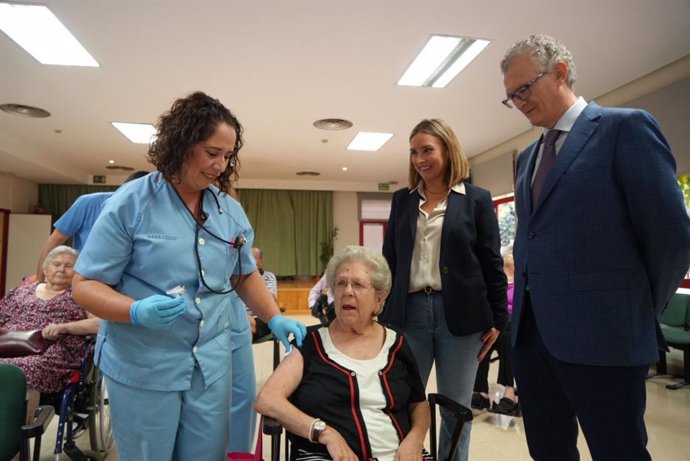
[382,119,507,461]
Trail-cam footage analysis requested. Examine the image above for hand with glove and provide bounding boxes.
[130,294,187,330]
[268,314,307,351]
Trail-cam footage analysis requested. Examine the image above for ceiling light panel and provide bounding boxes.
[347,132,393,151]
[0,3,99,66]
[397,35,490,88]
[112,122,157,144]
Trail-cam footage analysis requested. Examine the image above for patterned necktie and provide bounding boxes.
[531,129,563,206]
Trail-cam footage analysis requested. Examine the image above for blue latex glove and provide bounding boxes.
[130,294,186,330]
[268,314,307,351]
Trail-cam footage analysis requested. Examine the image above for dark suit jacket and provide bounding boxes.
[381,184,507,336]
[513,101,690,366]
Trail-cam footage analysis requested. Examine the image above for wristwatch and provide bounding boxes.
[309,418,326,443]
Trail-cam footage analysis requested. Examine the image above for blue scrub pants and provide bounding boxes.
[228,338,257,452]
[403,292,482,461]
[105,365,231,461]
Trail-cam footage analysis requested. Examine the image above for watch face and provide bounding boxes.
[314,420,326,431]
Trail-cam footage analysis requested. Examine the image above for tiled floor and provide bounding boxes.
[39,314,690,460]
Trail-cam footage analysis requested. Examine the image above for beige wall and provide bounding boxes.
[333,191,359,254]
[471,150,516,197]
[0,172,38,213]
[626,77,690,175]
[5,214,52,289]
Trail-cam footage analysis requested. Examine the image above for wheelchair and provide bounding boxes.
[262,393,472,461]
[41,335,114,460]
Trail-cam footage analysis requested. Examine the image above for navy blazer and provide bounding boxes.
[381,183,507,336]
[513,101,690,367]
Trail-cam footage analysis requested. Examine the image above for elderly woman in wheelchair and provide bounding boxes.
[256,246,430,461]
[0,245,100,421]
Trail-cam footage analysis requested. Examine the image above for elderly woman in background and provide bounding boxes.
[0,245,99,418]
[256,245,429,461]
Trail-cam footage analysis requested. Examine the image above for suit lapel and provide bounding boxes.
[532,102,601,213]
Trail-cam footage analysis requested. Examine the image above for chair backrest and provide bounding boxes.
[661,293,690,328]
[0,363,27,460]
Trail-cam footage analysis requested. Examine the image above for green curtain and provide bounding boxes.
[239,189,297,275]
[291,190,332,275]
[37,184,332,277]
[38,184,117,220]
[238,189,332,276]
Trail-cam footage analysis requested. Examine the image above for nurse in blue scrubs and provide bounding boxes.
[72,91,306,461]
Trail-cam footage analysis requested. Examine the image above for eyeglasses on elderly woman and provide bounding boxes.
[333,278,373,293]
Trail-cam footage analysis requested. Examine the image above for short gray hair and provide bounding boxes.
[43,245,78,270]
[325,245,392,294]
[501,34,577,88]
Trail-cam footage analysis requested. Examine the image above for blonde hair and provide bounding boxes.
[408,119,470,189]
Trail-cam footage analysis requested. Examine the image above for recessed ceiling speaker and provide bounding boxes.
[0,103,51,118]
[313,118,353,130]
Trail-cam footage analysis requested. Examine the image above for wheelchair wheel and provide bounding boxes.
[88,367,114,456]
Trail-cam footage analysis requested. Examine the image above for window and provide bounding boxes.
[358,193,392,253]
[493,193,516,249]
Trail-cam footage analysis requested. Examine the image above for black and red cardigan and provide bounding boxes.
[288,324,425,460]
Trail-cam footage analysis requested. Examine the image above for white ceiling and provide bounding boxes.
[1,0,689,191]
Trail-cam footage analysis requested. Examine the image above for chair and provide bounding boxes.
[263,392,472,461]
[656,293,690,390]
[0,363,55,461]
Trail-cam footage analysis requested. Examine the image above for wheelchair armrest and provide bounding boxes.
[428,393,473,422]
[428,393,472,461]
[262,415,284,436]
[21,405,55,438]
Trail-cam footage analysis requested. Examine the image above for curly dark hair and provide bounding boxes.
[147,91,244,192]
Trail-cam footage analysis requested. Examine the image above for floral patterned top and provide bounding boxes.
[0,283,87,393]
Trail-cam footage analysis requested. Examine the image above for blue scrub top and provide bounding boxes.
[76,172,256,391]
[54,192,112,250]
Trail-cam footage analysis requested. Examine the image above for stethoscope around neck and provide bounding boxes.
[172,185,247,295]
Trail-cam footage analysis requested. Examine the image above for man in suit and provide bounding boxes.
[501,35,690,460]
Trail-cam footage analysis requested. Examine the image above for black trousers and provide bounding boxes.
[473,319,514,394]
[512,293,651,461]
